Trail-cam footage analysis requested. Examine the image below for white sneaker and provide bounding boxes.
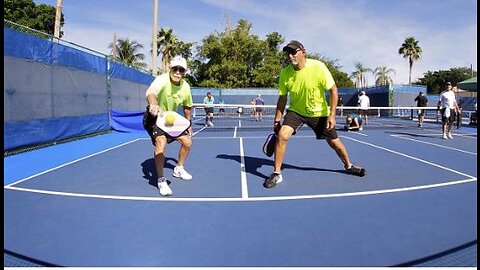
[443,134,448,140]
[447,133,453,139]
[158,178,172,196]
[173,166,192,180]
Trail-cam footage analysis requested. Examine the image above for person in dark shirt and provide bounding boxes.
[456,100,462,129]
[253,94,265,121]
[414,91,428,127]
[344,113,363,131]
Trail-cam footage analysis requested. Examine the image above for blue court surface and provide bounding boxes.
[4,120,477,267]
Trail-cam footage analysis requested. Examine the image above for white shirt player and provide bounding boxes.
[438,90,456,109]
[358,92,370,109]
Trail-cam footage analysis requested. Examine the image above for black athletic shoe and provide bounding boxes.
[345,164,366,177]
[263,173,283,188]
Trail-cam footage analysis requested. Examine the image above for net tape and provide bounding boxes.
[191,104,458,129]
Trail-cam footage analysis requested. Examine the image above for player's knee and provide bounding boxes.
[155,137,167,148]
[181,138,192,149]
[327,137,343,149]
[277,129,292,142]
[154,144,166,156]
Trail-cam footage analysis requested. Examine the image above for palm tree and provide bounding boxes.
[156,27,178,73]
[108,38,146,69]
[350,70,362,88]
[374,66,396,86]
[350,62,373,88]
[398,36,422,84]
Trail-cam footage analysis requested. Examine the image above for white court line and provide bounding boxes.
[4,134,477,202]
[190,135,317,140]
[341,135,476,179]
[452,132,478,139]
[192,125,207,136]
[239,137,249,198]
[391,134,477,155]
[403,132,477,139]
[4,178,476,202]
[4,138,144,188]
[345,131,368,137]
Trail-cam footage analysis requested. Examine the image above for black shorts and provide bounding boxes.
[142,111,188,145]
[205,107,214,114]
[417,108,426,116]
[441,108,456,123]
[282,110,338,140]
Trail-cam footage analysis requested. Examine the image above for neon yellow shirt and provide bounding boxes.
[278,59,335,117]
[145,73,193,111]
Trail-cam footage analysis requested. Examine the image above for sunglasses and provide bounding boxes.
[285,48,301,56]
[172,66,186,73]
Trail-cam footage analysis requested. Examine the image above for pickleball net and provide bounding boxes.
[191,104,458,130]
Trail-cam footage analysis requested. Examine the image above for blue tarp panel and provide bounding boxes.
[4,114,110,150]
[110,61,154,85]
[110,109,145,132]
[4,26,156,150]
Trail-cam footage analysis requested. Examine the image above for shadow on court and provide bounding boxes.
[140,157,178,187]
[384,131,441,138]
[216,154,347,180]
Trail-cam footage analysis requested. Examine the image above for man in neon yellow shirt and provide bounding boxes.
[143,56,193,196]
[264,40,366,188]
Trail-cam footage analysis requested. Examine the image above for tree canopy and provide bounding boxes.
[194,19,275,88]
[191,19,354,88]
[4,0,64,38]
[108,37,147,69]
[415,67,476,94]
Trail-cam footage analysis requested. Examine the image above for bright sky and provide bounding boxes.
[34,0,477,85]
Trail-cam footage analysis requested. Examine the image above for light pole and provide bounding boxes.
[54,0,63,39]
[152,0,158,75]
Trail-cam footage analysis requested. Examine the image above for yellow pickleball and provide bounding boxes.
[164,114,175,127]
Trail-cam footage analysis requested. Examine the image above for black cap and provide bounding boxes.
[282,40,305,52]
